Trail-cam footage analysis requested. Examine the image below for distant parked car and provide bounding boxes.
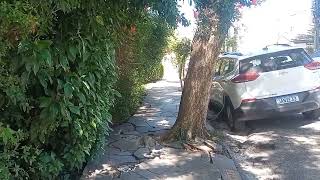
[209,46,320,131]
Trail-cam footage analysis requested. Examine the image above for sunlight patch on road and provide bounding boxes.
[145,81,180,89]
[242,163,280,180]
[289,136,318,146]
[300,121,320,131]
[225,134,247,143]
[155,119,172,127]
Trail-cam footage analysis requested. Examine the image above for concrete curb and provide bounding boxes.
[221,142,247,180]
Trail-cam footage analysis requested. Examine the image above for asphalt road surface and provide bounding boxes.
[209,113,320,180]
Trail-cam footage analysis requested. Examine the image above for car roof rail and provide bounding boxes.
[263,44,292,50]
[221,52,243,56]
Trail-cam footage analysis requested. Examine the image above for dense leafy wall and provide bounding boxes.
[0,1,119,178]
[0,0,178,178]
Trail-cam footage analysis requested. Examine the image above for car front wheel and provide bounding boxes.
[303,109,320,120]
[225,103,246,131]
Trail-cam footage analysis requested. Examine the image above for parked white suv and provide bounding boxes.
[209,46,320,131]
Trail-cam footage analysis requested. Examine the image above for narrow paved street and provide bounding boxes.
[210,113,320,180]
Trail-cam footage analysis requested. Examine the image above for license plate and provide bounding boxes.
[276,95,299,105]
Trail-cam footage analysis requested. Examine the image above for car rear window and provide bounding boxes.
[240,49,312,73]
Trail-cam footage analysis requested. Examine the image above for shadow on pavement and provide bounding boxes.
[214,114,320,180]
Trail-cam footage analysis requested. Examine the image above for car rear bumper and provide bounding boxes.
[234,90,320,121]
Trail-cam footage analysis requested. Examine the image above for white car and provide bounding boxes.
[209,47,320,131]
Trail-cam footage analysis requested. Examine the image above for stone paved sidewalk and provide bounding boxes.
[81,80,241,180]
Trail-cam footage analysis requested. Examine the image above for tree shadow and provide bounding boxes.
[227,115,320,180]
[84,146,224,180]
[127,148,222,180]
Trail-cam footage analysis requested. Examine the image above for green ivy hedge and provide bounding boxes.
[0,0,125,179]
[0,0,177,178]
[0,1,119,178]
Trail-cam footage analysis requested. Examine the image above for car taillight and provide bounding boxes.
[231,72,260,83]
[304,61,320,70]
[241,98,257,103]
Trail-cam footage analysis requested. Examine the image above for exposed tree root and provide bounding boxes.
[161,123,210,143]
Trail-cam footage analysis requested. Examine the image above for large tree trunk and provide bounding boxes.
[164,33,222,140]
[178,64,184,89]
[164,2,236,141]
[178,62,186,89]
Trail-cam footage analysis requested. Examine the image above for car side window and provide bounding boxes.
[219,58,234,76]
[218,59,227,76]
[214,60,222,76]
[224,59,235,75]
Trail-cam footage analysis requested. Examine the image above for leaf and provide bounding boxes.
[114,90,121,98]
[57,79,64,90]
[105,112,112,120]
[90,121,96,129]
[61,120,68,128]
[21,103,29,112]
[21,71,30,86]
[39,97,52,108]
[40,49,52,66]
[38,72,48,90]
[59,55,69,71]
[64,82,73,98]
[95,16,104,25]
[18,40,31,53]
[68,46,78,60]
[82,52,90,62]
[33,61,40,75]
[60,104,71,120]
[94,71,101,79]
[78,93,86,104]
[0,127,16,145]
[69,105,80,115]
[36,40,53,49]
[82,81,90,90]
[39,108,50,121]
[49,102,59,118]
[25,62,32,73]
[88,73,95,84]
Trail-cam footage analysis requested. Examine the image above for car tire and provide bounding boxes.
[208,100,224,121]
[225,102,246,131]
[208,100,215,111]
[303,109,320,120]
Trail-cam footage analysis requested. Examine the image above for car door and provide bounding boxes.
[210,58,228,112]
[219,58,242,108]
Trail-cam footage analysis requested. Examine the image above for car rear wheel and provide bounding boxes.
[303,109,320,120]
[225,103,246,131]
[208,100,224,121]
[208,100,215,111]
